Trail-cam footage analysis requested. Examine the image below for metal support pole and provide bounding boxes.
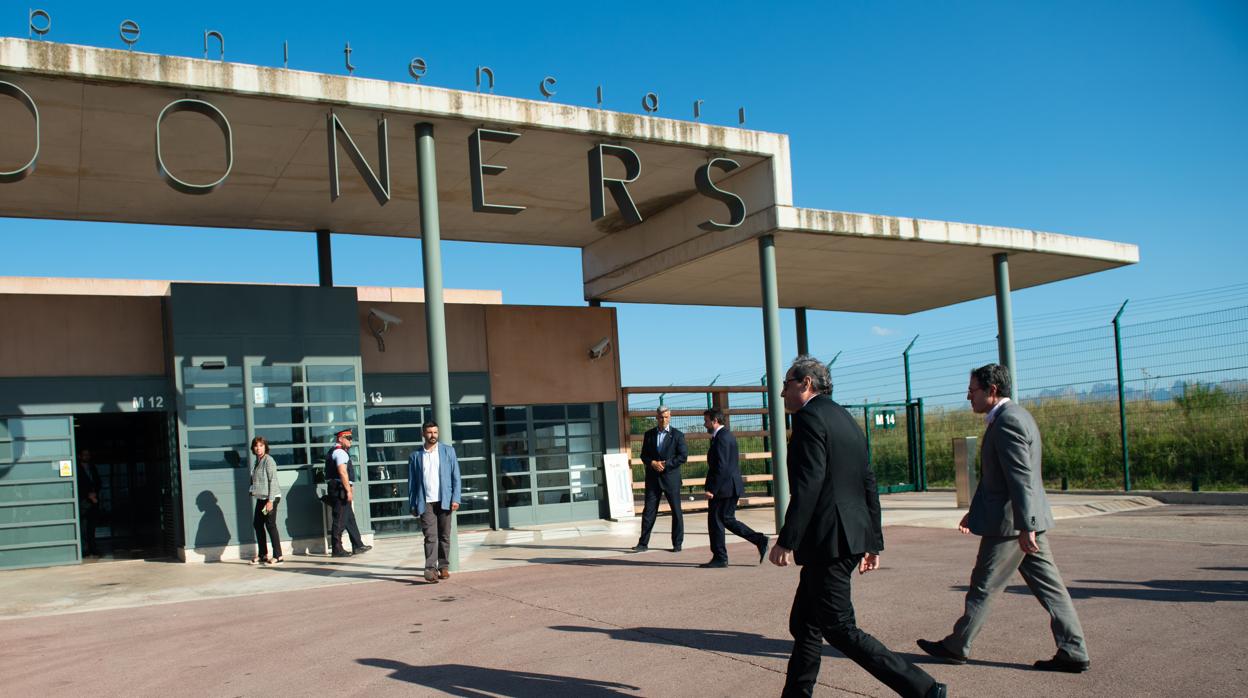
[993,253,1018,394]
[1113,300,1131,492]
[758,235,789,529]
[795,307,809,356]
[416,122,456,570]
[903,335,918,489]
[589,299,601,307]
[316,229,333,287]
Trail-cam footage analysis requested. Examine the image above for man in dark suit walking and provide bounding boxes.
[699,408,769,568]
[633,406,688,553]
[917,363,1090,673]
[770,355,945,698]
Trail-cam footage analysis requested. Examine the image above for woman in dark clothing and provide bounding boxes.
[249,436,283,564]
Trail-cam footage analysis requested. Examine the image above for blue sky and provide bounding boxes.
[2,1,1245,386]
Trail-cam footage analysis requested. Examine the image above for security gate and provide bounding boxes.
[841,400,927,494]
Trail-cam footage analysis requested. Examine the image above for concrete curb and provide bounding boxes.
[1052,495,1162,520]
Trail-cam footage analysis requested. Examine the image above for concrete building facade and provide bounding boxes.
[0,37,1137,570]
[0,278,621,567]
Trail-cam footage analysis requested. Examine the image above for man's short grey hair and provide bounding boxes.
[655,406,671,415]
[788,354,832,396]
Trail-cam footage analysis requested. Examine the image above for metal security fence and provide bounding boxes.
[644,301,1248,493]
[831,304,1248,491]
[1119,306,1248,491]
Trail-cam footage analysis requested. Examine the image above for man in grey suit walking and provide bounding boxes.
[918,363,1090,673]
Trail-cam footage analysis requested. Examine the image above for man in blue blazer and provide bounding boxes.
[408,421,462,584]
[700,408,769,568]
[633,406,688,553]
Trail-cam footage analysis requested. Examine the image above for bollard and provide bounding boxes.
[952,436,978,508]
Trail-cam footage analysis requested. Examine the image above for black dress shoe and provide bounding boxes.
[671,545,682,553]
[757,537,770,564]
[1034,650,1090,673]
[916,639,968,665]
[353,545,372,555]
[331,550,352,558]
[925,682,948,698]
[698,559,728,568]
[631,544,648,553]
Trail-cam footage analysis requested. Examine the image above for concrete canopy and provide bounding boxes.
[584,206,1140,313]
[0,39,1137,314]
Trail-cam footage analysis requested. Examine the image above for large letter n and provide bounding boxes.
[327,112,390,205]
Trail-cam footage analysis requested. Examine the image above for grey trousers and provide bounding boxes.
[419,502,452,571]
[942,532,1089,661]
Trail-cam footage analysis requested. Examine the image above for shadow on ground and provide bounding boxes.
[951,577,1248,603]
[264,560,425,586]
[490,556,701,568]
[551,624,823,659]
[358,658,642,696]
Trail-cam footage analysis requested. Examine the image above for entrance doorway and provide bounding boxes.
[73,412,173,560]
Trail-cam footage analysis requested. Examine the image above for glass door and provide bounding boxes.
[245,360,363,542]
[493,404,606,527]
[363,403,492,535]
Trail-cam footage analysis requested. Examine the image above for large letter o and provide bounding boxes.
[155,99,234,195]
[0,81,40,183]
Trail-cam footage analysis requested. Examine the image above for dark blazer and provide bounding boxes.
[640,426,687,476]
[777,395,884,564]
[967,400,1055,536]
[704,427,744,498]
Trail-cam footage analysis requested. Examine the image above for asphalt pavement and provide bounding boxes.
[1,498,1245,697]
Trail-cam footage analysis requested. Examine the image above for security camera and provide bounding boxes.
[369,308,402,326]
[367,308,403,352]
[588,336,612,360]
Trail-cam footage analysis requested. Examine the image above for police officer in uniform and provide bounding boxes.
[325,429,371,558]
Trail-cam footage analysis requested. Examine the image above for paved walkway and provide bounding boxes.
[2,502,1245,697]
[0,491,1159,620]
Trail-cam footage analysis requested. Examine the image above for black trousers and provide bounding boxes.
[637,469,683,547]
[329,491,364,553]
[253,498,282,560]
[783,555,937,698]
[708,495,765,562]
[80,500,100,556]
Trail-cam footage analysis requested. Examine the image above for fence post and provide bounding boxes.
[903,336,918,491]
[706,374,719,410]
[827,351,841,400]
[760,375,771,496]
[1112,300,1131,492]
[863,405,873,471]
[917,397,927,491]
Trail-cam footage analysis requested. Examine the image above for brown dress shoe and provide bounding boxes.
[423,569,438,583]
[438,568,450,580]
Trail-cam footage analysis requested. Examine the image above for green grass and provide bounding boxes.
[888,388,1248,491]
[629,384,1248,493]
